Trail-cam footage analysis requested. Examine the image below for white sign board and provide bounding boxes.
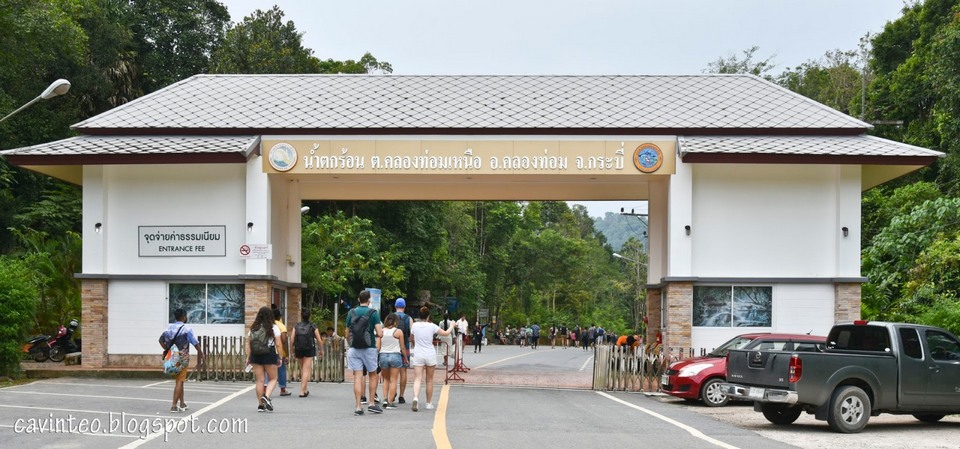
[139,225,226,257]
[239,244,272,260]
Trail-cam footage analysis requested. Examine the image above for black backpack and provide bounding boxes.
[348,308,376,349]
[397,312,412,342]
[293,321,315,353]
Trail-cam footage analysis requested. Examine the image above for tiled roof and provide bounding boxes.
[73,75,869,132]
[678,135,943,158]
[0,135,258,157]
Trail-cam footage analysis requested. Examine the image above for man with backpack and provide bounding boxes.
[159,308,203,413]
[393,298,413,405]
[346,290,383,416]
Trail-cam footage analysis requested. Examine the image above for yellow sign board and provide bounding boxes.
[262,139,675,176]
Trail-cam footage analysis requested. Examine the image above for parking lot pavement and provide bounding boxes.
[0,378,254,448]
[669,396,960,449]
[0,377,443,449]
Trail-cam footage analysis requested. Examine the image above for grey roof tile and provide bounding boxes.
[0,135,258,157]
[678,135,944,158]
[73,75,868,131]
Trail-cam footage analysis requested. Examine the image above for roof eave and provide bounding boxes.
[680,153,941,166]
[4,152,250,166]
[74,127,868,137]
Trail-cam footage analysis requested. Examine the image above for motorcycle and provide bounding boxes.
[23,319,80,363]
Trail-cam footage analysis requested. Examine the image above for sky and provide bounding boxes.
[217,0,908,217]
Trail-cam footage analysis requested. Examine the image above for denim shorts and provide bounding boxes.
[379,352,403,369]
[347,348,378,372]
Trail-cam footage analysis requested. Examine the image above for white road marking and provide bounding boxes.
[118,384,254,449]
[596,391,741,449]
[579,356,593,372]
[0,390,211,404]
[0,404,164,418]
[0,424,138,438]
[26,381,246,394]
[141,380,172,388]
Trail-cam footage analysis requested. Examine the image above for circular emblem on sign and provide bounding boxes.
[633,143,663,173]
[268,143,297,172]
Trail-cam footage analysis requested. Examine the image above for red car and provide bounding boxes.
[660,333,825,407]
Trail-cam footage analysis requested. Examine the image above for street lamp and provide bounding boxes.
[0,79,71,124]
[613,252,645,334]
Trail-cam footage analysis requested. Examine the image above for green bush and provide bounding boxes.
[0,257,40,378]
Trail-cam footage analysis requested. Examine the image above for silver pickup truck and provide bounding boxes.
[721,321,960,433]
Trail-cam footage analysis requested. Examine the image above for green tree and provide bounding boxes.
[777,49,864,116]
[210,6,319,74]
[862,196,960,320]
[0,256,40,377]
[211,6,392,75]
[300,212,405,310]
[704,45,777,80]
[130,0,230,92]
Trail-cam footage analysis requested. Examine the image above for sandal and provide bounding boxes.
[299,391,309,397]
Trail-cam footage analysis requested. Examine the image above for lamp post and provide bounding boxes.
[613,252,645,334]
[0,79,71,124]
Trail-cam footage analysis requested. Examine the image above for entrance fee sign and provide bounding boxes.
[139,225,226,257]
[239,244,272,260]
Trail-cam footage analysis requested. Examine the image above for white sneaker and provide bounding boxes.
[425,403,434,410]
[412,398,418,412]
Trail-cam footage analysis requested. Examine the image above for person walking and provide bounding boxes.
[438,312,454,366]
[409,306,453,412]
[289,307,324,397]
[473,323,483,353]
[246,306,283,412]
[346,290,383,416]
[531,323,540,349]
[272,306,292,396]
[393,298,413,405]
[378,313,406,410]
[159,308,204,413]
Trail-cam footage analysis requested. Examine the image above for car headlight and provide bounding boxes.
[678,363,712,377]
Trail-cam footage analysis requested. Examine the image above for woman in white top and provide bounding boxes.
[378,313,406,409]
[409,306,453,411]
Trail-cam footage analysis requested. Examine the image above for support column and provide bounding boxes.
[287,287,302,326]
[834,283,862,323]
[664,282,692,349]
[245,280,272,325]
[81,279,108,368]
[645,287,661,344]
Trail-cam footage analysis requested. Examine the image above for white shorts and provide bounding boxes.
[410,354,437,367]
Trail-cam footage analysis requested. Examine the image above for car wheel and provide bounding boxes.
[913,414,945,423]
[761,403,802,425]
[827,386,870,433]
[700,378,729,407]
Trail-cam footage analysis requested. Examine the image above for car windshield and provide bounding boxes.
[708,336,756,357]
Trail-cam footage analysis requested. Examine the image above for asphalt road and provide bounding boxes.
[0,377,795,449]
[4,346,958,448]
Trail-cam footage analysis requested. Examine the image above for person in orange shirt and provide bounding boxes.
[616,334,641,348]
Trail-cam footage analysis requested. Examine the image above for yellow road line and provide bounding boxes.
[432,384,452,449]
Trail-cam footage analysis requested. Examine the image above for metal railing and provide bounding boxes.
[593,344,707,392]
[193,335,345,383]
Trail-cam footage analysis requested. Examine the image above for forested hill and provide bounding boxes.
[593,212,648,251]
